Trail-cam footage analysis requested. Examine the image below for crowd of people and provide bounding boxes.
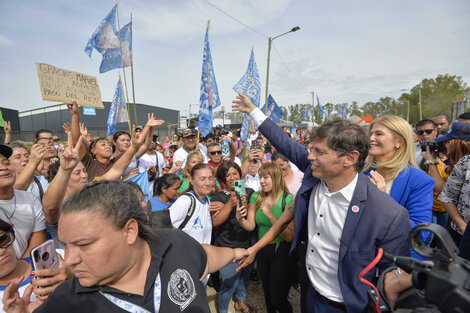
[0,96,469,313]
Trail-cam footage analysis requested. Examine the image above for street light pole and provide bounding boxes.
[418,85,422,121]
[265,26,300,114]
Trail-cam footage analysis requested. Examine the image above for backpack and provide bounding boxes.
[164,193,197,230]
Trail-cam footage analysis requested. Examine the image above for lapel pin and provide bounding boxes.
[351,205,360,213]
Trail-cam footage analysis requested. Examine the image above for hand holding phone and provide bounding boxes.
[30,240,58,272]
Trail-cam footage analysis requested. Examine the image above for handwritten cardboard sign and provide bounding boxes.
[35,63,104,108]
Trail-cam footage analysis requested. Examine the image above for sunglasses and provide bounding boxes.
[209,150,222,156]
[0,231,15,249]
[417,129,435,135]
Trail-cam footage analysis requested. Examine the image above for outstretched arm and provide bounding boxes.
[201,245,249,280]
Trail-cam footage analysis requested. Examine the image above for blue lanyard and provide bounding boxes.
[99,273,161,313]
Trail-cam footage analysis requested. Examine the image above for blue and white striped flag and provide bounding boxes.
[84,5,119,58]
[261,94,284,124]
[342,105,348,119]
[337,104,341,118]
[198,22,221,137]
[99,22,132,73]
[107,77,128,136]
[304,105,312,121]
[233,48,261,141]
[124,171,150,201]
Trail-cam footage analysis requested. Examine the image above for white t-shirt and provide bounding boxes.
[173,144,208,168]
[138,151,166,197]
[169,191,212,245]
[0,190,46,258]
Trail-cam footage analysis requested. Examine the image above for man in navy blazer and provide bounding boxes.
[233,93,411,313]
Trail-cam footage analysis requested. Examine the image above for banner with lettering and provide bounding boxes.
[35,63,104,108]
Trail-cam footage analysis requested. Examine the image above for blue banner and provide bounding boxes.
[261,94,284,124]
[303,105,312,121]
[317,95,323,118]
[198,23,221,137]
[233,48,261,141]
[100,22,132,73]
[342,105,348,119]
[107,77,128,136]
[84,5,118,58]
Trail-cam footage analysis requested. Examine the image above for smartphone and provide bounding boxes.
[234,180,247,208]
[221,140,230,158]
[251,139,261,150]
[30,240,58,271]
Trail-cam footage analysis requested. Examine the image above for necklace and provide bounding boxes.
[1,193,16,222]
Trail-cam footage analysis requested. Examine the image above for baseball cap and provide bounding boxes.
[0,145,12,158]
[182,128,197,138]
[436,122,470,142]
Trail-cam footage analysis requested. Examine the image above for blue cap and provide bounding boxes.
[436,122,470,142]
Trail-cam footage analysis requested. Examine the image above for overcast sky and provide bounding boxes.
[0,0,469,116]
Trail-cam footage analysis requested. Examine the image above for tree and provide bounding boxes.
[349,101,362,117]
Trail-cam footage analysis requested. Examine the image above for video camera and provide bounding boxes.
[420,141,446,153]
[368,223,470,313]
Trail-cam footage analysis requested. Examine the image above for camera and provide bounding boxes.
[420,141,446,153]
[368,224,470,313]
[234,181,241,188]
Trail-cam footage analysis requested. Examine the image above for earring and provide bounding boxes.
[395,145,400,149]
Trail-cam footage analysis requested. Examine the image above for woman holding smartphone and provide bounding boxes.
[211,162,256,313]
[0,219,71,310]
[237,162,295,313]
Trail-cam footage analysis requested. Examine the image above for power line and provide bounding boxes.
[272,45,309,93]
[199,0,267,38]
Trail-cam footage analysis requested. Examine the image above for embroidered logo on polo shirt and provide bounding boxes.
[167,269,196,310]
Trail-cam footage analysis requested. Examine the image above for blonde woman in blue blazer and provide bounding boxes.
[364,115,434,258]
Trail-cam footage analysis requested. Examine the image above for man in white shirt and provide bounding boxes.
[0,145,47,258]
[173,128,208,167]
[233,93,411,313]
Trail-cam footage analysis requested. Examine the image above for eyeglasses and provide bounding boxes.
[417,129,435,135]
[0,231,15,249]
[209,150,222,156]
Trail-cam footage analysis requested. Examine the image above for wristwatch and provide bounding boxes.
[425,159,439,166]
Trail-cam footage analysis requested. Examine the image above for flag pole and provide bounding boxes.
[116,2,132,125]
[119,72,132,134]
[129,13,138,126]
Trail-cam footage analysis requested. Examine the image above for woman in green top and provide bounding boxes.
[179,151,204,193]
[236,162,295,313]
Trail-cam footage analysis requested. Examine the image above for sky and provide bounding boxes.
[0,0,469,117]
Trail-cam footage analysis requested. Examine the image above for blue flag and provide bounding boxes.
[304,105,312,121]
[233,48,261,141]
[198,23,221,137]
[124,171,150,201]
[261,94,284,123]
[99,22,132,73]
[317,95,323,117]
[342,105,348,119]
[325,108,331,121]
[84,5,119,58]
[337,104,342,118]
[107,78,128,136]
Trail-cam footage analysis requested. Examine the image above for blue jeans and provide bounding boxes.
[425,211,449,245]
[218,261,253,313]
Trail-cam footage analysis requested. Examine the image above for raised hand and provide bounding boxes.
[29,144,47,165]
[2,275,42,313]
[232,92,256,114]
[62,123,71,135]
[4,121,11,134]
[146,113,165,128]
[79,123,88,137]
[131,125,146,149]
[66,99,79,115]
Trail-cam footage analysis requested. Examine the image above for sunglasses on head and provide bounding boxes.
[417,129,434,135]
[0,231,15,249]
[209,150,222,155]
